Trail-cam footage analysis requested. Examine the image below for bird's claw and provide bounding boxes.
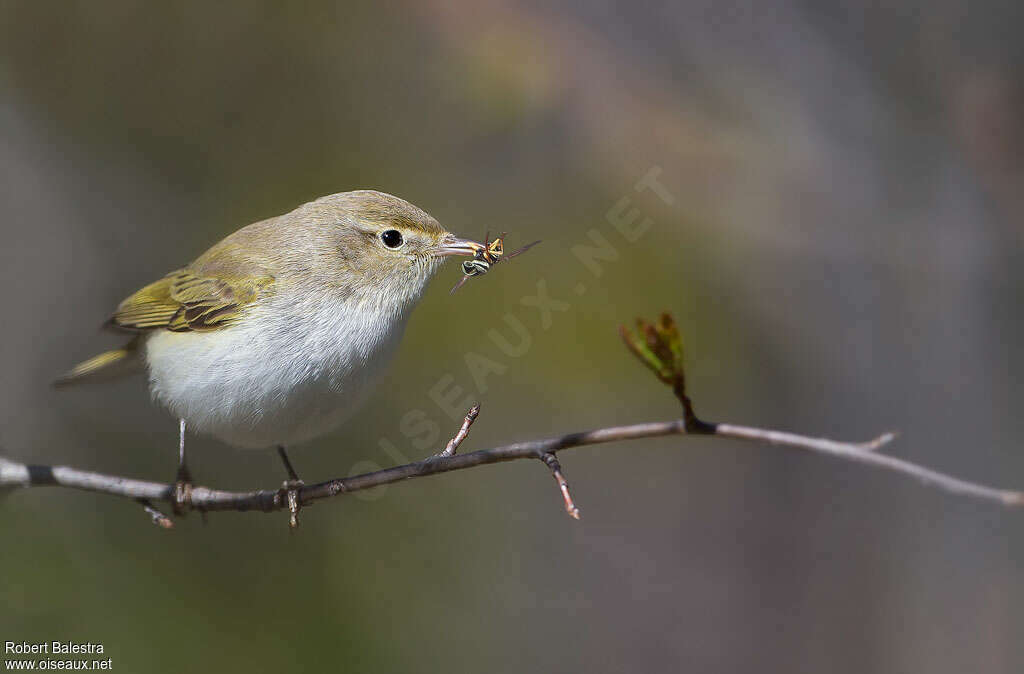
[173,479,192,516]
[281,479,304,529]
[172,463,193,516]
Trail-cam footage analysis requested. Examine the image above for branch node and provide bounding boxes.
[539,452,581,520]
[436,403,482,458]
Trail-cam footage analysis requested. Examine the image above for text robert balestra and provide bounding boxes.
[5,641,105,655]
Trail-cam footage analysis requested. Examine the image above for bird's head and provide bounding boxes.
[283,190,485,309]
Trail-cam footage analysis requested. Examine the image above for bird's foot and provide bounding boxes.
[172,418,194,516]
[276,446,303,529]
[173,464,193,516]
[281,479,304,530]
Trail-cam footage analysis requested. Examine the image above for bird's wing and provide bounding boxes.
[110,269,274,332]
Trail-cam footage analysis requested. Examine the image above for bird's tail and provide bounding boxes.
[53,336,143,387]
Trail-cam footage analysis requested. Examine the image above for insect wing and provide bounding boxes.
[502,240,542,261]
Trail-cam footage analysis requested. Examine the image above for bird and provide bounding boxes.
[55,190,486,515]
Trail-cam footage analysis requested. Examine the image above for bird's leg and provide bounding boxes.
[277,446,304,529]
[173,418,193,515]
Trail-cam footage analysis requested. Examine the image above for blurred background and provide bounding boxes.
[2,1,1023,671]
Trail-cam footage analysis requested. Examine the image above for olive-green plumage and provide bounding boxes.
[110,270,274,332]
[53,337,142,386]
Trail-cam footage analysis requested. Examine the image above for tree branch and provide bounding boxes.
[1,312,1021,528]
[2,417,1020,523]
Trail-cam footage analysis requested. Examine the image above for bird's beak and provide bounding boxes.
[434,234,486,258]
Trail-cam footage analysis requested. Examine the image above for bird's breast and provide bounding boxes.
[144,291,407,448]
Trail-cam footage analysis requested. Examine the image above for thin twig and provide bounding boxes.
[435,404,481,458]
[713,424,1021,505]
[859,432,898,452]
[540,452,580,519]
[137,498,174,529]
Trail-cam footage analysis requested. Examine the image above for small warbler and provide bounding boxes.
[56,190,486,501]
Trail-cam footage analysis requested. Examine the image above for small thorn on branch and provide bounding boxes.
[436,403,481,458]
[137,499,174,529]
[860,431,898,452]
[540,453,580,520]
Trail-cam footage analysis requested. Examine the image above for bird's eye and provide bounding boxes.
[380,229,404,249]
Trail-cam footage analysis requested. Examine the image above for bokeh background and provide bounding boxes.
[2,1,1023,671]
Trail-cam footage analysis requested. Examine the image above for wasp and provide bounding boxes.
[450,232,541,294]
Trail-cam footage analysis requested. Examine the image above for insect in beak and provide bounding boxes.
[449,232,541,294]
